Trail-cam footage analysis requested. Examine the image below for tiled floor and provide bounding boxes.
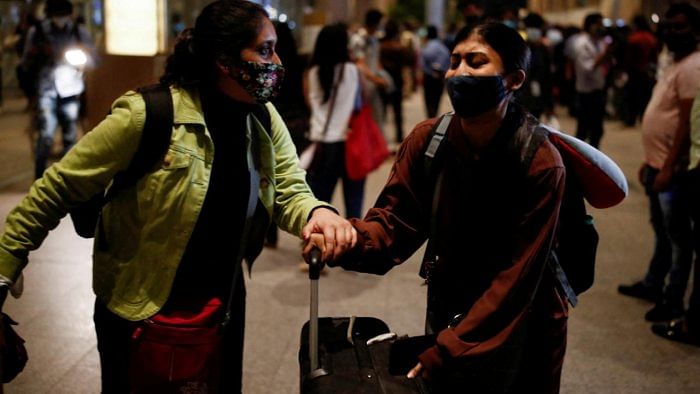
[0,91,699,393]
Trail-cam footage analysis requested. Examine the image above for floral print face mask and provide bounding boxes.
[229,61,285,104]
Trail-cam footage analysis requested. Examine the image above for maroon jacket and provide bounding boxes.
[337,108,568,375]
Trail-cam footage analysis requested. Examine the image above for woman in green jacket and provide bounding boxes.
[0,1,355,392]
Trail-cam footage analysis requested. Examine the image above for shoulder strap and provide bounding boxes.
[105,84,173,201]
[419,113,453,280]
[423,112,453,178]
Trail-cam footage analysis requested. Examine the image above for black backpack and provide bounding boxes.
[69,84,174,238]
[422,113,598,307]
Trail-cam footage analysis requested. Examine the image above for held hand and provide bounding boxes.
[302,208,357,262]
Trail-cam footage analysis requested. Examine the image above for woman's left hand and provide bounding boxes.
[302,208,357,262]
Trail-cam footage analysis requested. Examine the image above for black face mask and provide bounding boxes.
[665,32,698,55]
[446,75,508,118]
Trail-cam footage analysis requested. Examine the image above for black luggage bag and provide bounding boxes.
[299,251,428,393]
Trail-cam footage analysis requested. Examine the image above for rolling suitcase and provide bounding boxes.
[299,250,428,393]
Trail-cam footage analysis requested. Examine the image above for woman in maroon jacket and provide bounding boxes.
[305,22,568,393]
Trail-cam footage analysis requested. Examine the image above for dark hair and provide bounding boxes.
[523,13,545,29]
[666,2,700,32]
[383,19,400,40]
[160,0,268,87]
[632,15,651,32]
[310,23,350,103]
[45,0,73,17]
[365,9,384,28]
[427,25,439,40]
[583,13,603,32]
[453,22,531,74]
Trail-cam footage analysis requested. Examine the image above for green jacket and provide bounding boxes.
[0,86,328,320]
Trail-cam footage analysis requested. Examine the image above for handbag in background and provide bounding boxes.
[345,103,390,181]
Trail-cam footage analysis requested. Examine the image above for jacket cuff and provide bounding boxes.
[306,204,339,221]
[418,345,445,371]
[0,247,25,283]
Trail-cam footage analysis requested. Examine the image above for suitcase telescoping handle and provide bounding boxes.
[308,248,324,373]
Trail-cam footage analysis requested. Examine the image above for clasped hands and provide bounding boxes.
[301,208,357,263]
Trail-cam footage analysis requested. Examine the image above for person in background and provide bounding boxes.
[618,2,700,325]
[571,13,611,149]
[304,23,364,220]
[400,20,421,95]
[622,15,658,127]
[309,22,570,393]
[13,4,42,110]
[420,25,450,118]
[20,0,95,179]
[651,85,700,347]
[0,1,355,391]
[380,19,414,144]
[350,9,390,138]
[651,77,700,346]
[519,12,554,120]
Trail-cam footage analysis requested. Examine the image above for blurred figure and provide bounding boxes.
[305,23,365,219]
[21,0,95,179]
[571,13,611,148]
[420,25,450,118]
[622,16,657,127]
[400,20,420,95]
[619,3,700,324]
[350,9,390,138]
[651,85,700,347]
[13,4,42,109]
[559,26,582,115]
[519,12,554,120]
[443,21,458,51]
[380,19,414,144]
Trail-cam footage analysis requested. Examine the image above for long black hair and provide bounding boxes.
[310,23,350,103]
[160,0,268,87]
[453,22,531,75]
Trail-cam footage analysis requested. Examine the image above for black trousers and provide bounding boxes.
[94,286,246,393]
[575,89,606,148]
[423,74,444,119]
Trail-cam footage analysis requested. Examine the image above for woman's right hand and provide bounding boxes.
[302,233,352,266]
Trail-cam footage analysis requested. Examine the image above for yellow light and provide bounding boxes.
[65,49,87,66]
[105,0,166,56]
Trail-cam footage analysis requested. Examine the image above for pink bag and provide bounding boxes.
[345,104,390,181]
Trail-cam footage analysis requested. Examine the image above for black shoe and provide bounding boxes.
[645,302,685,322]
[652,318,700,347]
[618,281,661,302]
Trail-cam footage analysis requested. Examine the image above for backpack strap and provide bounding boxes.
[423,112,453,179]
[104,84,173,201]
[419,113,453,281]
[529,125,579,307]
